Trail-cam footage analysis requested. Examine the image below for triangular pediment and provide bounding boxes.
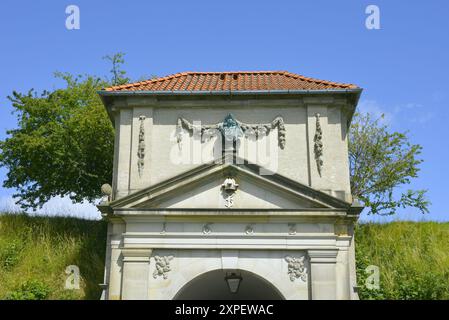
[108,157,351,211]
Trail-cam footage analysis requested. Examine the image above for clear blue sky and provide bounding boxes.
[0,0,448,221]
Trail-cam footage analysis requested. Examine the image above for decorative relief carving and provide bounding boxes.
[202,223,212,234]
[245,225,254,235]
[221,177,239,208]
[221,114,243,145]
[137,115,146,177]
[288,223,297,235]
[175,113,286,150]
[153,255,174,279]
[160,222,166,234]
[285,256,307,282]
[313,113,323,176]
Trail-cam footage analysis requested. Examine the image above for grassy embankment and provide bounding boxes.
[0,213,106,299]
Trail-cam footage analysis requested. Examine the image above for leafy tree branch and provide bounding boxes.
[349,113,429,215]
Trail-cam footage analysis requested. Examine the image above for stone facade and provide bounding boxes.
[98,79,363,300]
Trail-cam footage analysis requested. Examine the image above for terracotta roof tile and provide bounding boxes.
[103,71,359,92]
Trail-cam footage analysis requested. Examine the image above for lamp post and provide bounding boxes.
[225,272,242,294]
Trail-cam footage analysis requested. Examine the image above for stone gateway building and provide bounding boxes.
[97,71,363,300]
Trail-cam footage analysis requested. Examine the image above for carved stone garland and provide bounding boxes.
[285,256,307,282]
[175,113,286,150]
[137,115,146,177]
[153,255,174,279]
[313,113,323,176]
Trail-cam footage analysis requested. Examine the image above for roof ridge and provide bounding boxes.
[103,70,359,91]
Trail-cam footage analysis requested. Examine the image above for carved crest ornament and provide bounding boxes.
[221,177,239,208]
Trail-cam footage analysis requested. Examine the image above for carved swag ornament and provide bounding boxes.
[175,113,286,150]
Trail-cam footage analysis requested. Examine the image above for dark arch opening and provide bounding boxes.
[174,269,285,300]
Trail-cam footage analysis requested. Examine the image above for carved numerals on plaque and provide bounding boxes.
[285,256,307,282]
[153,255,174,279]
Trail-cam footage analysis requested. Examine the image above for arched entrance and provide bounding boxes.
[174,269,285,300]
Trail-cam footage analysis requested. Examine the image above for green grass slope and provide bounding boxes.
[356,221,449,299]
[0,213,448,300]
[0,213,106,300]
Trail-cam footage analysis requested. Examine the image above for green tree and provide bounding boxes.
[0,53,128,210]
[102,52,130,85]
[349,112,429,215]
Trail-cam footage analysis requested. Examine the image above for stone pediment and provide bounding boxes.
[105,157,352,211]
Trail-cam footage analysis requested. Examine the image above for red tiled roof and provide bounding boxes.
[103,71,359,92]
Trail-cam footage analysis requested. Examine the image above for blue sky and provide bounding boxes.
[0,0,448,221]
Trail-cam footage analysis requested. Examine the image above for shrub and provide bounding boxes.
[393,268,449,300]
[6,279,51,300]
[0,240,23,270]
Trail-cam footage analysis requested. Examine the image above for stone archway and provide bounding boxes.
[173,269,285,300]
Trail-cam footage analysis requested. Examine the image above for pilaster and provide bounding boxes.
[308,249,338,300]
[121,248,153,300]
